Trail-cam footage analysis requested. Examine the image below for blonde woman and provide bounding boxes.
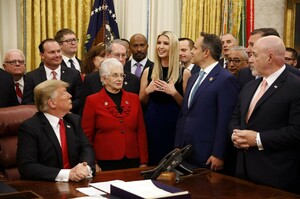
[139,31,191,165]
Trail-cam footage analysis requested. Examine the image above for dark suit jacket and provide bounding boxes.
[190,64,200,75]
[22,64,83,114]
[79,70,140,115]
[17,112,95,181]
[0,69,18,107]
[61,57,82,71]
[124,59,154,78]
[237,64,300,88]
[229,68,300,193]
[175,64,240,167]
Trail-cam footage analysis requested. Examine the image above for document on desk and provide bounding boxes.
[111,179,190,198]
[76,187,106,196]
[89,180,125,193]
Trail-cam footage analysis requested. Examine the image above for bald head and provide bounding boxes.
[130,33,149,62]
[250,36,285,77]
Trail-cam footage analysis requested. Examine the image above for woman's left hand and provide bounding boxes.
[154,79,177,96]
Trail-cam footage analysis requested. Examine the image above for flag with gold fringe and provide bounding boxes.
[84,0,120,52]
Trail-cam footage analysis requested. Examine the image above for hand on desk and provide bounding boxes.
[139,164,147,168]
[232,129,257,149]
[206,155,224,171]
[69,162,90,182]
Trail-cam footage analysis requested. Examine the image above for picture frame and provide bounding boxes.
[285,0,300,52]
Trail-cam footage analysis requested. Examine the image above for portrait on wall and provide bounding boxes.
[285,0,300,52]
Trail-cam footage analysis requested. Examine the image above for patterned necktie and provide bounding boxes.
[15,82,23,103]
[188,70,205,107]
[51,71,57,80]
[58,119,70,169]
[135,62,142,78]
[69,59,76,69]
[246,78,268,123]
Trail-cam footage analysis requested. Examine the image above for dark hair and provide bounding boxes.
[179,37,194,50]
[251,28,280,37]
[38,38,57,53]
[286,47,299,59]
[82,43,107,74]
[200,32,222,61]
[54,28,76,43]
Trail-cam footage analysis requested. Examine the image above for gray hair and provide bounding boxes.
[229,46,248,60]
[99,58,123,77]
[106,39,128,54]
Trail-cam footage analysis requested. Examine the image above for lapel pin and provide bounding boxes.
[124,81,128,85]
[66,125,71,128]
[104,102,108,106]
[125,101,129,104]
[274,85,278,88]
[209,77,213,81]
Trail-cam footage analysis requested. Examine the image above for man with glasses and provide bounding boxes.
[80,39,140,115]
[55,28,82,72]
[3,49,26,104]
[285,47,298,67]
[227,46,248,77]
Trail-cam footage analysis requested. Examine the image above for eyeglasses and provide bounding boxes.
[227,59,246,64]
[4,60,25,65]
[107,73,126,79]
[285,57,295,61]
[61,38,79,44]
[111,53,127,59]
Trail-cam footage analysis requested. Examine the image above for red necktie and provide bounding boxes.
[15,82,23,103]
[246,78,268,123]
[52,71,57,80]
[58,119,71,169]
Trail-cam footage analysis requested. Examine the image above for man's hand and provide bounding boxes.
[232,129,258,149]
[69,162,90,182]
[206,155,224,171]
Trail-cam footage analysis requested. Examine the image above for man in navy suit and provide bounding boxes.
[22,38,82,114]
[124,34,154,78]
[230,36,300,193]
[175,32,240,171]
[17,80,95,182]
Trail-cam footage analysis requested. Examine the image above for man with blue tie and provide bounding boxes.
[175,32,240,171]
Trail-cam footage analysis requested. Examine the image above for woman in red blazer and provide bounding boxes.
[82,58,148,171]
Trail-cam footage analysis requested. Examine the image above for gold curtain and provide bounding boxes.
[21,0,93,71]
[181,0,223,41]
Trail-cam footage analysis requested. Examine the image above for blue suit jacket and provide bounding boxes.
[175,64,240,167]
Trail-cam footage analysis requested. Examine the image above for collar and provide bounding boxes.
[264,65,286,87]
[202,61,219,75]
[43,112,60,128]
[131,58,148,67]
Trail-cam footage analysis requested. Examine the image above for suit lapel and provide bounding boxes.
[38,65,47,81]
[60,64,68,81]
[241,79,261,119]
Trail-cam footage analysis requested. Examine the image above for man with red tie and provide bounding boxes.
[17,80,95,182]
[3,49,26,104]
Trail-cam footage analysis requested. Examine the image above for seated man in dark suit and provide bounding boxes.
[80,39,140,114]
[54,28,82,72]
[3,49,26,104]
[17,80,95,182]
[0,69,18,107]
[238,28,300,88]
[124,34,154,78]
[22,38,83,114]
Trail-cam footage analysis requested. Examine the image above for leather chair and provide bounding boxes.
[0,105,37,181]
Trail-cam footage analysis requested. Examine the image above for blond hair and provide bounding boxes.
[152,31,181,83]
[34,80,69,112]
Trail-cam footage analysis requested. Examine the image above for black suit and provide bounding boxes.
[237,64,300,88]
[124,59,154,78]
[22,64,83,113]
[17,112,95,181]
[79,70,140,115]
[0,69,18,107]
[190,64,200,75]
[229,68,300,193]
[61,57,82,71]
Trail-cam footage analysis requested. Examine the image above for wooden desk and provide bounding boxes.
[5,167,300,198]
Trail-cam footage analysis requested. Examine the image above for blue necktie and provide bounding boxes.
[188,70,205,107]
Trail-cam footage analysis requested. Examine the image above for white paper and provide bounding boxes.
[112,179,189,198]
[89,180,125,193]
[76,187,106,196]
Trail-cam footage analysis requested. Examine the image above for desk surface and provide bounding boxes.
[5,167,300,199]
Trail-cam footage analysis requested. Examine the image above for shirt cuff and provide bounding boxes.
[55,169,70,182]
[256,133,264,151]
